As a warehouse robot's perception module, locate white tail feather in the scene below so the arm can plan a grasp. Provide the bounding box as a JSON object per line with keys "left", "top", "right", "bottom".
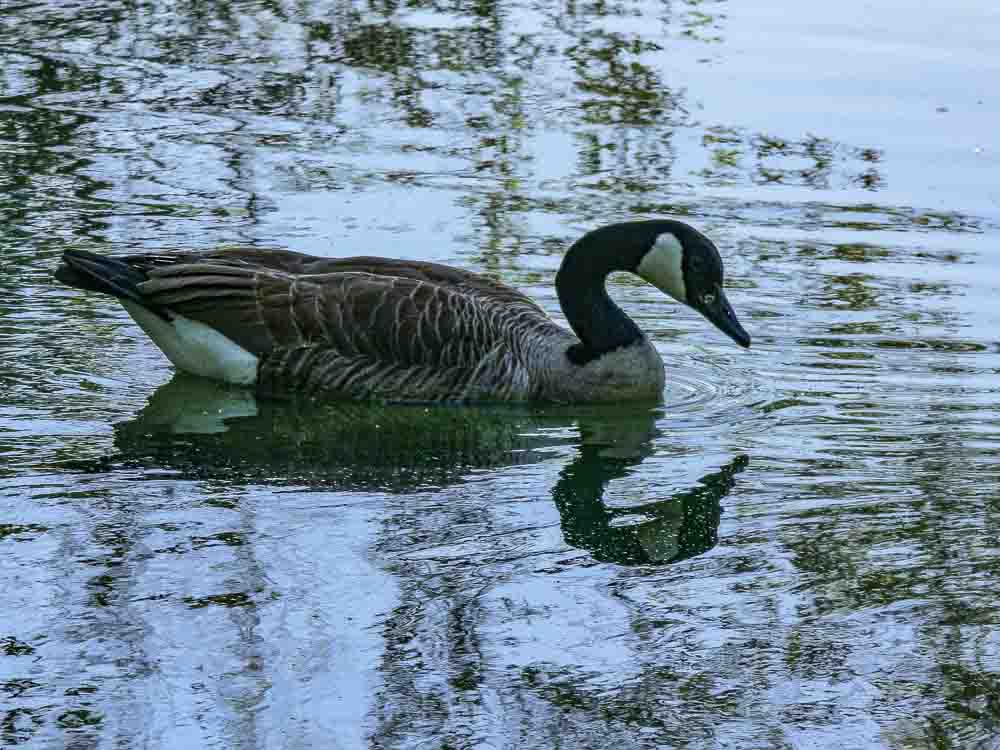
{"left": 121, "top": 301, "right": 259, "bottom": 385}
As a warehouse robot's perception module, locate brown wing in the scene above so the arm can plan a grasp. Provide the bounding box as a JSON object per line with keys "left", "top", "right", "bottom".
{"left": 126, "top": 248, "right": 545, "bottom": 314}
{"left": 135, "top": 255, "right": 561, "bottom": 399}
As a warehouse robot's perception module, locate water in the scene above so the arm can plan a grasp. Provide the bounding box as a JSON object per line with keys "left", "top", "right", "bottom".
{"left": 1, "top": 0, "right": 999, "bottom": 747}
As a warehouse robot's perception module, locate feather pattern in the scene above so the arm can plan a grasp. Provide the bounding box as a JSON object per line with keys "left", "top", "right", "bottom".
{"left": 60, "top": 247, "right": 613, "bottom": 401}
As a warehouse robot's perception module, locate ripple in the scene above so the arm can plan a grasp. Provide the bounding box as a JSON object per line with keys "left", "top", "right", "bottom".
{"left": 661, "top": 347, "right": 769, "bottom": 433}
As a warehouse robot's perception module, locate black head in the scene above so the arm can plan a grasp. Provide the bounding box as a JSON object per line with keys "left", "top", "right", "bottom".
{"left": 579, "top": 219, "right": 751, "bottom": 348}
{"left": 653, "top": 221, "right": 751, "bottom": 349}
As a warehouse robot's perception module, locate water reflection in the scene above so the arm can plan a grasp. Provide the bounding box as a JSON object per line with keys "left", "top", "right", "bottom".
{"left": 553, "top": 413, "right": 748, "bottom": 564}
{"left": 72, "top": 376, "right": 746, "bottom": 566}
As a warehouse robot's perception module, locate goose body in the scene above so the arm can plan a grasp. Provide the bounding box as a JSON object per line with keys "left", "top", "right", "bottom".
{"left": 55, "top": 220, "right": 750, "bottom": 403}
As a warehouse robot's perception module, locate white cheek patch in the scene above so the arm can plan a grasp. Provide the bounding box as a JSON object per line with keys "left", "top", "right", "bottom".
{"left": 636, "top": 233, "right": 687, "bottom": 303}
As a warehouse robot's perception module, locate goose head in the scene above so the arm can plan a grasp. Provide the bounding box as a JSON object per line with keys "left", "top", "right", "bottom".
{"left": 560, "top": 219, "right": 751, "bottom": 350}
{"left": 630, "top": 220, "right": 751, "bottom": 348}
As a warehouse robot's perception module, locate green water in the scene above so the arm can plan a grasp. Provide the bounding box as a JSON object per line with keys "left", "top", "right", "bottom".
{"left": 1, "top": 1, "right": 999, "bottom": 747}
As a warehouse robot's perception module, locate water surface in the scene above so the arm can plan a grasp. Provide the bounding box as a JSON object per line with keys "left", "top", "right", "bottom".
{"left": 2, "top": 1, "right": 1000, "bottom": 747}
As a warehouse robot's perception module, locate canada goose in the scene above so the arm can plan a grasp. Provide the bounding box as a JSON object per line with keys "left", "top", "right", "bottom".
{"left": 54, "top": 219, "right": 750, "bottom": 402}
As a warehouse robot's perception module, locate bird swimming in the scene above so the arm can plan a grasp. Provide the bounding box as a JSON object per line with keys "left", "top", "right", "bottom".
{"left": 54, "top": 219, "right": 750, "bottom": 403}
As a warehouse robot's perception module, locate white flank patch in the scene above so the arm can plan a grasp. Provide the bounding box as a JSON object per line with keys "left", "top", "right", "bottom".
{"left": 122, "top": 300, "right": 259, "bottom": 385}
{"left": 636, "top": 232, "right": 687, "bottom": 303}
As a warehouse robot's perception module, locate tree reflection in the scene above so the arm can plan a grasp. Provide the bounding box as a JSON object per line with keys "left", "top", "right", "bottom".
{"left": 699, "top": 129, "right": 885, "bottom": 191}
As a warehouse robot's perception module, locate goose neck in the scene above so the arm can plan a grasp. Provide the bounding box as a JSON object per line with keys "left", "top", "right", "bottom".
{"left": 555, "top": 242, "right": 643, "bottom": 364}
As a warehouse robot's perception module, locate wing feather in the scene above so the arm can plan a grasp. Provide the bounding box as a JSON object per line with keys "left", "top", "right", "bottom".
{"left": 124, "top": 252, "right": 562, "bottom": 399}
{"left": 58, "top": 245, "right": 573, "bottom": 400}
{"left": 124, "top": 248, "right": 545, "bottom": 314}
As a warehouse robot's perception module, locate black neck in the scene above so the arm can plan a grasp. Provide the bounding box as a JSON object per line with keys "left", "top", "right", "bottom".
{"left": 556, "top": 234, "right": 643, "bottom": 365}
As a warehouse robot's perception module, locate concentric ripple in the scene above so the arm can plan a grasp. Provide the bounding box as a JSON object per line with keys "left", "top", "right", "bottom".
{"left": 659, "top": 346, "right": 769, "bottom": 433}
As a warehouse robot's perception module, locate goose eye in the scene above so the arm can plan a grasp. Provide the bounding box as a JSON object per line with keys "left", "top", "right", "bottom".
{"left": 703, "top": 292, "right": 716, "bottom": 306}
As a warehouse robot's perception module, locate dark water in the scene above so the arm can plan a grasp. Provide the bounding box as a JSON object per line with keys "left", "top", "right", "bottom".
{"left": 2, "top": 1, "right": 1000, "bottom": 747}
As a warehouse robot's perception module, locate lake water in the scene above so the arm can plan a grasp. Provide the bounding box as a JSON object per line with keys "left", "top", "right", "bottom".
{"left": 2, "top": 0, "right": 999, "bottom": 747}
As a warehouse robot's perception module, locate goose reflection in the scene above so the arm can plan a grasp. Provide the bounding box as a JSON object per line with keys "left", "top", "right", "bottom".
{"left": 99, "top": 376, "right": 748, "bottom": 565}
{"left": 553, "top": 414, "right": 748, "bottom": 564}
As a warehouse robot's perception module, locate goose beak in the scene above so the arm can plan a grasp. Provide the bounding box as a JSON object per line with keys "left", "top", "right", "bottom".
{"left": 699, "top": 291, "right": 751, "bottom": 348}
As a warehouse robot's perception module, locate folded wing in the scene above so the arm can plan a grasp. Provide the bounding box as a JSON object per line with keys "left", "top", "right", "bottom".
{"left": 133, "top": 251, "right": 560, "bottom": 400}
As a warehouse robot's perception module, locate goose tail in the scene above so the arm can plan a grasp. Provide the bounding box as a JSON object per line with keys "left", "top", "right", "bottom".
{"left": 55, "top": 249, "right": 150, "bottom": 308}
{"left": 55, "top": 249, "right": 260, "bottom": 385}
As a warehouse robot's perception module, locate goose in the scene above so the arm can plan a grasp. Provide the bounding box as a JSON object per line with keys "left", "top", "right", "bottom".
{"left": 54, "top": 219, "right": 750, "bottom": 403}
